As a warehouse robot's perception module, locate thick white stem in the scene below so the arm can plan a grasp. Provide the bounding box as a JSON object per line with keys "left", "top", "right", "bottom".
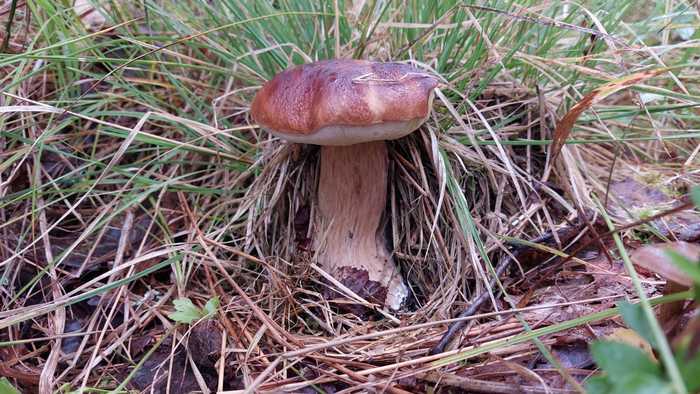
{"left": 316, "top": 141, "right": 408, "bottom": 311}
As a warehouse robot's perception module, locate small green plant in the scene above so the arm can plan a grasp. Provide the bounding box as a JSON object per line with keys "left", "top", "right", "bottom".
{"left": 168, "top": 296, "right": 220, "bottom": 324}
{"left": 587, "top": 339, "right": 673, "bottom": 393}
{"left": 587, "top": 249, "right": 700, "bottom": 394}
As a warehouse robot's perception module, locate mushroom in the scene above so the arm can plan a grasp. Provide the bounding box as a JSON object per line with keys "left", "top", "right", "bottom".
{"left": 251, "top": 59, "right": 438, "bottom": 311}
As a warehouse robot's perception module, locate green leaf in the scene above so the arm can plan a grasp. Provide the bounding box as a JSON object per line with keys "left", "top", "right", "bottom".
{"left": 586, "top": 375, "right": 613, "bottom": 394}
{"left": 677, "top": 348, "right": 700, "bottom": 391}
{"left": 0, "top": 378, "right": 21, "bottom": 394}
{"left": 610, "top": 373, "right": 673, "bottom": 394}
{"left": 168, "top": 297, "right": 219, "bottom": 324}
{"left": 618, "top": 301, "right": 658, "bottom": 349}
{"left": 204, "top": 296, "right": 220, "bottom": 317}
{"left": 168, "top": 298, "right": 205, "bottom": 324}
{"left": 666, "top": 250, "right": 700, "bottom": 286}
{"left": 691, "top": 186, "right": 700, "bottom": 209}
{"left": 590, "top": 340, "right": 661, "bottom": 377}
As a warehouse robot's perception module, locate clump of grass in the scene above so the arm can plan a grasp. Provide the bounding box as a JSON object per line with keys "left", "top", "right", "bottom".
{"left": 1, "top": 1, "right": 699, "bottom": 392}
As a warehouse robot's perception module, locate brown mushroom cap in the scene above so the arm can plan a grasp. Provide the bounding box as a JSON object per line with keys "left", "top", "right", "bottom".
{"left": 251, "top": 59, "right": 439, "bottom": 145}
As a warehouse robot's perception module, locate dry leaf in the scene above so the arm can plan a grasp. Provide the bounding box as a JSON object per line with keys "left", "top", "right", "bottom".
{"left": 73, "top": 0, "right": 108, "bottom": 31}
{"left": 631, "top": 241, "right": 700, "bottom": 286}
{"left": 606, "top": 328, "right": 656, "bottom": 360}
{"left": 551, "top": 68, "right": 668, "bottom": 160}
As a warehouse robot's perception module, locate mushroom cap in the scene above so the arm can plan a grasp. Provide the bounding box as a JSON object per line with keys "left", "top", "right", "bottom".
{"left": 250, "top": 59, "right": 439, "bottom": 145}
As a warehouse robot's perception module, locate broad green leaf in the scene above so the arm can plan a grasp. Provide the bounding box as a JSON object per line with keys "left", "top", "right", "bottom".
{"left": 676, "top": 345, "right": 700, "bottom": 391}
{"left": 618, "top": 301, "right": 658, "bottom": 349}
{"left": 0, "top": 378, "right": 21, "bottom": 394}
{"left": 586, "top": 375, "right": 613, "bottom": 394}
{"left": 590, "top": 340, "right": 661, "bottom": 377}
{"left": 610, "top": 373, "right": 673, "bottom": 394}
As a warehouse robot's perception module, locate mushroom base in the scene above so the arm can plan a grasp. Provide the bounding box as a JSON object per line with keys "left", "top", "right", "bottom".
{"left": 316, "top": 141, "right": 408, "bottom": 311}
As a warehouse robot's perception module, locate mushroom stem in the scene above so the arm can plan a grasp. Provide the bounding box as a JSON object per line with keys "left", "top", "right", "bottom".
{"left": 316, "top": 141, "right": 408, "bottom": 311}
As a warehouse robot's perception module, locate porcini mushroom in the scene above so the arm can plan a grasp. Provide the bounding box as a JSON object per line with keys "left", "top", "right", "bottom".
{"left": 251, "top": 59, "right": 438, "bottom": 311}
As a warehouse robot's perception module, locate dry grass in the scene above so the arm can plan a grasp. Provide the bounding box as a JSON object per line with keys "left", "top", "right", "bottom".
{"left": 1, "top": 1, "right": 699, "bottom": 392}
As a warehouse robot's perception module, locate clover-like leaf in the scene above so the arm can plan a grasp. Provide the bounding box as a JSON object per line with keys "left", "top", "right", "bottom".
{"left": 168, "top": 297, "right": 220, "bottom": 324}
{"left": 169, "top": 298, "right": 205, "bottom": 324}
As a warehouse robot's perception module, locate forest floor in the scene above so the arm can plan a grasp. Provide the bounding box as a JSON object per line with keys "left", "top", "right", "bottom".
{"left": 1, "top": 1, "right": 699, "bottom": 393}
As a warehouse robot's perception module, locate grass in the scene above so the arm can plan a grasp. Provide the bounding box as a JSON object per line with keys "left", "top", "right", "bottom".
{"left": 1, "top": 0, "right": 699, "bottom": 392}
